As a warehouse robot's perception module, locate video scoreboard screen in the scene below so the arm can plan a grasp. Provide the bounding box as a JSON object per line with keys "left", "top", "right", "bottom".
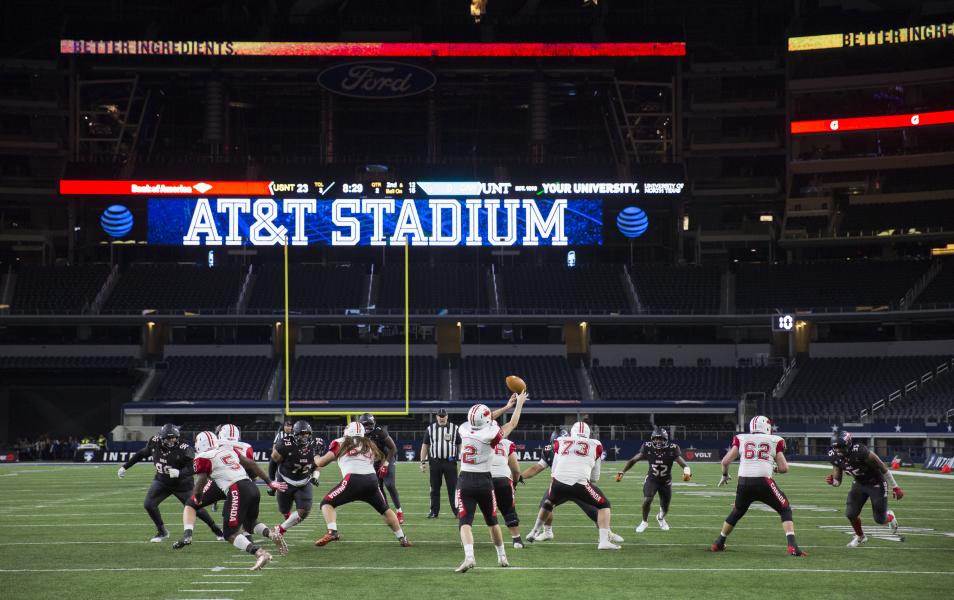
{"left": 61, "top": 176, "right": 685, "bottom": 247}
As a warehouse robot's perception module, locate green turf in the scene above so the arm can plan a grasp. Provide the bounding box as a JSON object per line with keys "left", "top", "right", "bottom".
{"left": 1, "top": 462, "right": 952, "bottom": 599}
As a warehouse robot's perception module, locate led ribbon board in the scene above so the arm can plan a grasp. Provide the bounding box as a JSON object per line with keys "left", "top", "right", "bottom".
{"left": 61, "top": 178, "right": 686, "bottom": 247}
{"left": 790, "top": 109, "right": 954, "bottom": 135}
{"left": 788, "top": 21, "right": 954, "bottom": 52}
{"left": 59, "top": 40, "right": 685, "bottom": 58}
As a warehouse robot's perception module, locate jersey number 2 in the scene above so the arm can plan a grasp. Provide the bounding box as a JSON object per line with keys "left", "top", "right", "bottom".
{"left": 743, "top": 442, "right": 771, "bottom": 460}
{"left": 461, "top": 445, "right": 477, "bottom": 464}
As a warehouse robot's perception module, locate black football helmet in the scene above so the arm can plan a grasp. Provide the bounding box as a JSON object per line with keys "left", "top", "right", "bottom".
{"left": 651, "top": 427, "right": 669, "bottom": 449}
{"left": 830, "top": 430, "right": 852, "bottom": 450}
{"left": 550, "top": 427, "right": 570, "bottom": 442}
{"left": 293, "top": 420, "right": 313, "bottom": 447}
{"left": 159, "top": 423, "right": 180, "bottom": 447}
{"left": 358, "top": 413, "right": 376, "bottom": 432}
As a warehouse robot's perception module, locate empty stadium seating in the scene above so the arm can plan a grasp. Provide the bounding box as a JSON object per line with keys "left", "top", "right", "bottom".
{"left": 765, "top": 355, "right": 950, "bottom": 421}
{"left": 459, "top": 355, "right": 581, "bottom": 401}
{"left": 290, "top": 355, "right": 439, "bottom": 401}
{"left": 11, "top": 264, "right": 110, "bottom": 314}
{"left": 629, "top": 265, "right": 721, "bottom": 313}
{"left": 735, "top": 261, "right": 925, "bottom": 312}
{"left": 153, "top": 356, "right": 275, "bottom": 401}
{"left": 915, "top": 263, "right": 954, "bottom": 307}
{"left": 590, "top": 365, "right": 781, "bottom": 401}
{"left": 840, "top": 200, "right": 954, "bottom": 233}
{"left": 0, "top": 355, "right": 135, "bottom": 371}
{"left": 247, "top": 263, "right": 366, "bottom": 313}
{"left": 376, "top": 264, "right": 489, "bottom": 314}
{"left": 104, "top": 264, "right": 246, "bottom": 314}
{"left": 497, "top": 265, "right": 629, "bottom": 314}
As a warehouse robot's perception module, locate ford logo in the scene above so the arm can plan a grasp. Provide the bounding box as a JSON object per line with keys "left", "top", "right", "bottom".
{"left": 318, "top": 61, "right": 436, "bottom": 99}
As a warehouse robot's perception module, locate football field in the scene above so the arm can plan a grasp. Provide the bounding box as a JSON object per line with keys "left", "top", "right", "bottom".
{"left": 1, "top": 462, "right": 951, "bottom": 599}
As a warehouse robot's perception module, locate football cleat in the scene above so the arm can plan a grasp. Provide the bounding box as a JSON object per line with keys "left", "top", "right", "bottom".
{"left": 498, "top": 556, "right": 510, "bottom": 567}
{"left": 710, "top": 541, "right": 726, "bottom": 552}
{"left": 608, "top": 531, "right": 625, "bottom": 543}
{"left": 513, "top": 541, "right": 524, "bottom": 549}
{"left": 396, "top": 510, "right": 405, "bottom": 525}
{"left": 215, "top": 535, "right": 225, "bottom": 541}
{"left": 847, "top": 535, "right": 868, "bottom": 548}
{"left": 251, "top": 548, "right": 272, "bottom": 571}
{"left": 597, "top": 542, "right": 621, "bottom": 550}
{"left": 426, "top": 512, "right": 438, "bottom": 519}
{"left": 656, "top": 514, "right": 670, "bottom": 531}
{"left": 149, "top": 530, "right": 169, "bottom": 543}
{"left": 270, "top": 528, "right": 288, "bottom": 556}
{"left": 887, "top": 510, "right": 901, "bottom": 537}
{"left": 171, "top": 536, "right": 191, "bottom": 550}
{"left": 635, "top": 521, "right": 649, "bottom": 533}
{"left": 525, "top": 530, "right": 538, "bottom": 543}
{"left": 455, "top": 558, "right": 476, "bottom": 573}
{"left": 314, "top": 531, "right": 340, "bottom": 546}
{"left": 788, "top": 545, "right": 807, "bottom": 557}
{"left": 399, "top": 537, "right": 412, "bottom": 547}
{"left": 537, "top": 529, "right": 554, "bottom": 541}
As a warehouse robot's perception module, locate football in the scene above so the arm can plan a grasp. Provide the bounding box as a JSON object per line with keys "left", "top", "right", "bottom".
{"left": 506, "top": 375, "right": 527, "bottom": 394}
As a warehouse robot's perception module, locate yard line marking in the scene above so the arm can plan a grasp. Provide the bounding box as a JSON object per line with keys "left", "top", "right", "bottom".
{"left": 790, "top": 463, "right": 954, "bottom": 480}
{"left": 282, "top": 539, "right": 954, "bottom": 550}
{"left": 190, "top": 582, "right": 246, "bottom": 585}
{"left": 203, "top": 574, "right": 261, "bottom": 577}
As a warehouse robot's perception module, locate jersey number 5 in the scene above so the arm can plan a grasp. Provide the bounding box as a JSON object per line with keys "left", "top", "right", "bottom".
{"left": 461, "top": 445, "right": 477, "bottom": 464}
{"left": 743, "top": 442, "right": 771, "bottom": 461}
{"left": 220, "top": 453, "right": 243, "bottom": 471}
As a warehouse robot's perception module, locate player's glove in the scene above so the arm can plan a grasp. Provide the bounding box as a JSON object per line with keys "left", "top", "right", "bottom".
{"left": 615, "top": 471, "right": 624, "bottom": 482}
{"left": 266, "top": 488, "right": 276, "bottom": 496}
{"left": 517, "top": 475, "right": 525, "bottom": 485}
{"left": 892, "top": 486, "right": 904, "bottom": 500}
{"left": 311, "top": 471, "right": 321, "bottom": 487}
{"left": 117, "top": 466, "right": 126, "bottom": 479}
{"left": 825, "top": 474, "right": 841, "bottom": 487}
{"left": 167, "top": 468, "right": 180, "bottom": 478}
{"left": 267, "top": 480, "right": 288, "bottom": 493}
{"left": 682, "top": 466, "right": 692, "bottom": 482}
{"left": 377, "top": 464, "right": 389, "bottom": 479}
{"left": 718, "top": 474, "right": 731, "bottom": 487}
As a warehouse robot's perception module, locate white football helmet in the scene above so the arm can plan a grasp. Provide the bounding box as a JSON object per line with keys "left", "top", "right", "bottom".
{"left": 749, "top": 415, "right": 773, "bottom": 435}
{"left": 467, "top": 404, "right": 493, "bottom": 430}
{"left": 571, "top": 421, "right": 591, "bottom": 439}
{"left": 194, "top": 430, "right": 218, "bottom": 453}
{"left": 219, "top": 424, "right": 241, "bottom": 443}
{"left": 344, "top": 421, "right": 365, "bottom": 438}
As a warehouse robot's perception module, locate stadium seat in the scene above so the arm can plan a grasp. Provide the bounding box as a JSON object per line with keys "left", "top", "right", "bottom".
{"left": 376, "top": 264, "right": 489, "bottom": 314}
{"left": 629, "top": 265, "right": 721, "bottom": 313}
{"left": 497, "top": 265, "right": 629, "bottom": 314}
{"left": 104, "top": 264, "right": 247, "bottom": 314}
{"left": 589, "top": 365, "right": 781, "bottom": 401}
{"left": 152, "top": 356, "right": 275, "bottom": 401}
{"left": 459, "top": 355, "right": 581, "bottom": 401}
{"left": 11, "top": 264, "right": 110, "bottom": 314}
{"left": 290, "top": 355, "right": 439, "bottom": 401}
{"left": 247, "top": 263, "right": 366, "bottom": 313}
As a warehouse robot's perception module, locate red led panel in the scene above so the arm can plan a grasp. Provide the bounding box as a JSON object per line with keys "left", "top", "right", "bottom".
{"left": 59, "top": 180, "right": 273, "bottom": 196}
{"left": 791, "top": 109, "right": 954, "bottom": 134}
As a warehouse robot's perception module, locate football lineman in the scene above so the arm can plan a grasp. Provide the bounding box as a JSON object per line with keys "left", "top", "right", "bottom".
{"left": 616, "top": 427, "right": 691, "bottom": 532}
{"left": 267, "top": 418, "right": 295, "bottom": 491}
{"left": 358, "top": 413, "right": 404, "bottom": 524}
{"left": 117, "top": 423, "right": 223, "bottom": 543}
{"left": 827, "top": 430, "right": 904, "bottom": 546}
{"left": 270, "top": 421, "right": 325, "bottom": 547}
{"left": 711, "top": 416, "right": 805, "bottom": 556}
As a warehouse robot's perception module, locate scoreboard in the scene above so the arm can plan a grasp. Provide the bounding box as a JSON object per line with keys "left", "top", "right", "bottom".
{"left": 61, "top": 176, "right": 685, "bottom": 247}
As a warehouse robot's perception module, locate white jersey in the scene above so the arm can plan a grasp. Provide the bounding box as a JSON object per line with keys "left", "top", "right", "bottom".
{"left": 551, "top": 436, "right": 603, "bottom": 485}
{"left": 458, "top": 422, "right": 502, "bottom": 473}
{"left": 490, "top": 439, "right": 516, "bottom": 479}
{"left": 194, "top": 446, "right": 249, "bottom": 492}
{"left": 328, "top": 437, "right": 376, "bottom": 476}
{"left": 219, "top": 439, "right": 254, "bottom": 462}
{"left": 733, "top": 433, "right": 785, "bottom": 478}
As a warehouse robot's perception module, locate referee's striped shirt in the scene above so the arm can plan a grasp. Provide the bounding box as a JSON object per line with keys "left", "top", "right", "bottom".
{"left": 424, "top": 422, "right": 458, "bottom": 459}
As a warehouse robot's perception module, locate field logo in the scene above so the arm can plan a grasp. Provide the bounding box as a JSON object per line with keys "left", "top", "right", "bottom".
{"left": 319, "top": 62, "right": 436, "bottom": 99}
{"left": 616, "top": 206, "right": 649, "bottom": 238}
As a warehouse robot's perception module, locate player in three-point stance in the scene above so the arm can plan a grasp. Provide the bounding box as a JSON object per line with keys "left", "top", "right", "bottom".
{"left": 191, "top": 431, "right": 289, "bottom": 570}
{"left": 711, "top": 415, "right": 805, "bottom": 556}
{"left": 269, "top": 421, "right": 325, "bottom": 548}
{"left": 827, "top": 430, "right": 904, "bottom": 547}
{"left": 522, "top": 427, "right": 624, "bottom": 544}
{"left": 312, "top": 421, "right": 411, "bottom": 548}
{"left": 117, "top": 423, "right": 223, "bottom": 543}
{"left": 455, "top": 391, "right": 528, "bottom": 573}
{"left": 358, "top": 413, "right": 404, "bottom": 524}
{"left": 528, "top": 421, "right": 620, "bottom": 550}
{"left": 616, "top": 427, "right": 691, "bottom": 532}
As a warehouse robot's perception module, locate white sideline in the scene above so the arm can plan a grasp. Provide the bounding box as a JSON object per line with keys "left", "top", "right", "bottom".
{"left": 789, "top": 462, "right": 954, "bottom": 480}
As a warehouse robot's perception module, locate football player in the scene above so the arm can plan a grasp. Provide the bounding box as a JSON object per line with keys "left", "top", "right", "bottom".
{"left": 117, "top": 423, "right": 223, "bottom": 543}
{"left": 174, "top": 423, "right": 253, "bottom": 549}
{"left": 192, "top": 431, "right": 288, "bottom": 570}
{"left": 358, "top": 413, "right": 403, "bottom": 524}
{"left": 490, "top": 434, "right": 524, "bottom": 548}
{"left": 527, "top": 422, "right": 619, "bottom": 550}
{"left": 711, "top": 416, "right": 805, "bottom": 556}
{"left": 267, "top": 418, "right": 294, "bottom": 491}
{"left": 616, "top": 427, "right": 691, "bottom": 532}
{"left": 270, "top": 421, "right": 325, "bottom": 547}
{"left": 454, "top": 392, "right": 528, "bottom": 573}
{"left": 522, "top": 428, "right": 623, "bottom": 544}
{"left": 827, "top": 430, "right": 904, "bottom": 546}
{"left": 312, "top": 421, "right": 411, "bottom": 548}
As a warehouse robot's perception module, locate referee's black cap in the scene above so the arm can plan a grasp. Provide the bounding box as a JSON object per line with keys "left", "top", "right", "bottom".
{"left": 436, "top": 408, "right": 448, "bottom": 417}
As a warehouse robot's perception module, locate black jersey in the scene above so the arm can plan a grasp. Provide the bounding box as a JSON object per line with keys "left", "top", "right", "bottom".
{"left": 829, "top": 442, "right": 883, "bottom": 486}
{"left": 366, "top": 426, "right": 395, "bottom": 466}
{"left": 276, "top": 436, "right": 323, "bottom": 484}
{"left": 122, "top": 435, "right": 196, "bottom": 485}
{"left": 640, "top": 442, "right": 682, "bottom": 483}
{"left": 539, "top": 444, "right": 555, "bottom": 468}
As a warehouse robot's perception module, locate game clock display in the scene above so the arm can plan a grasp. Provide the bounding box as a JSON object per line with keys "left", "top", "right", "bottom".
{"left": 772, "top": 314, "right": 796, "bottom": 332}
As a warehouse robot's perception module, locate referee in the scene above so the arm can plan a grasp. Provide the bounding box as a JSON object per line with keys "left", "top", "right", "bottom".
{"left": 420, "top": 408, "right": 458, "bottom": 518}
